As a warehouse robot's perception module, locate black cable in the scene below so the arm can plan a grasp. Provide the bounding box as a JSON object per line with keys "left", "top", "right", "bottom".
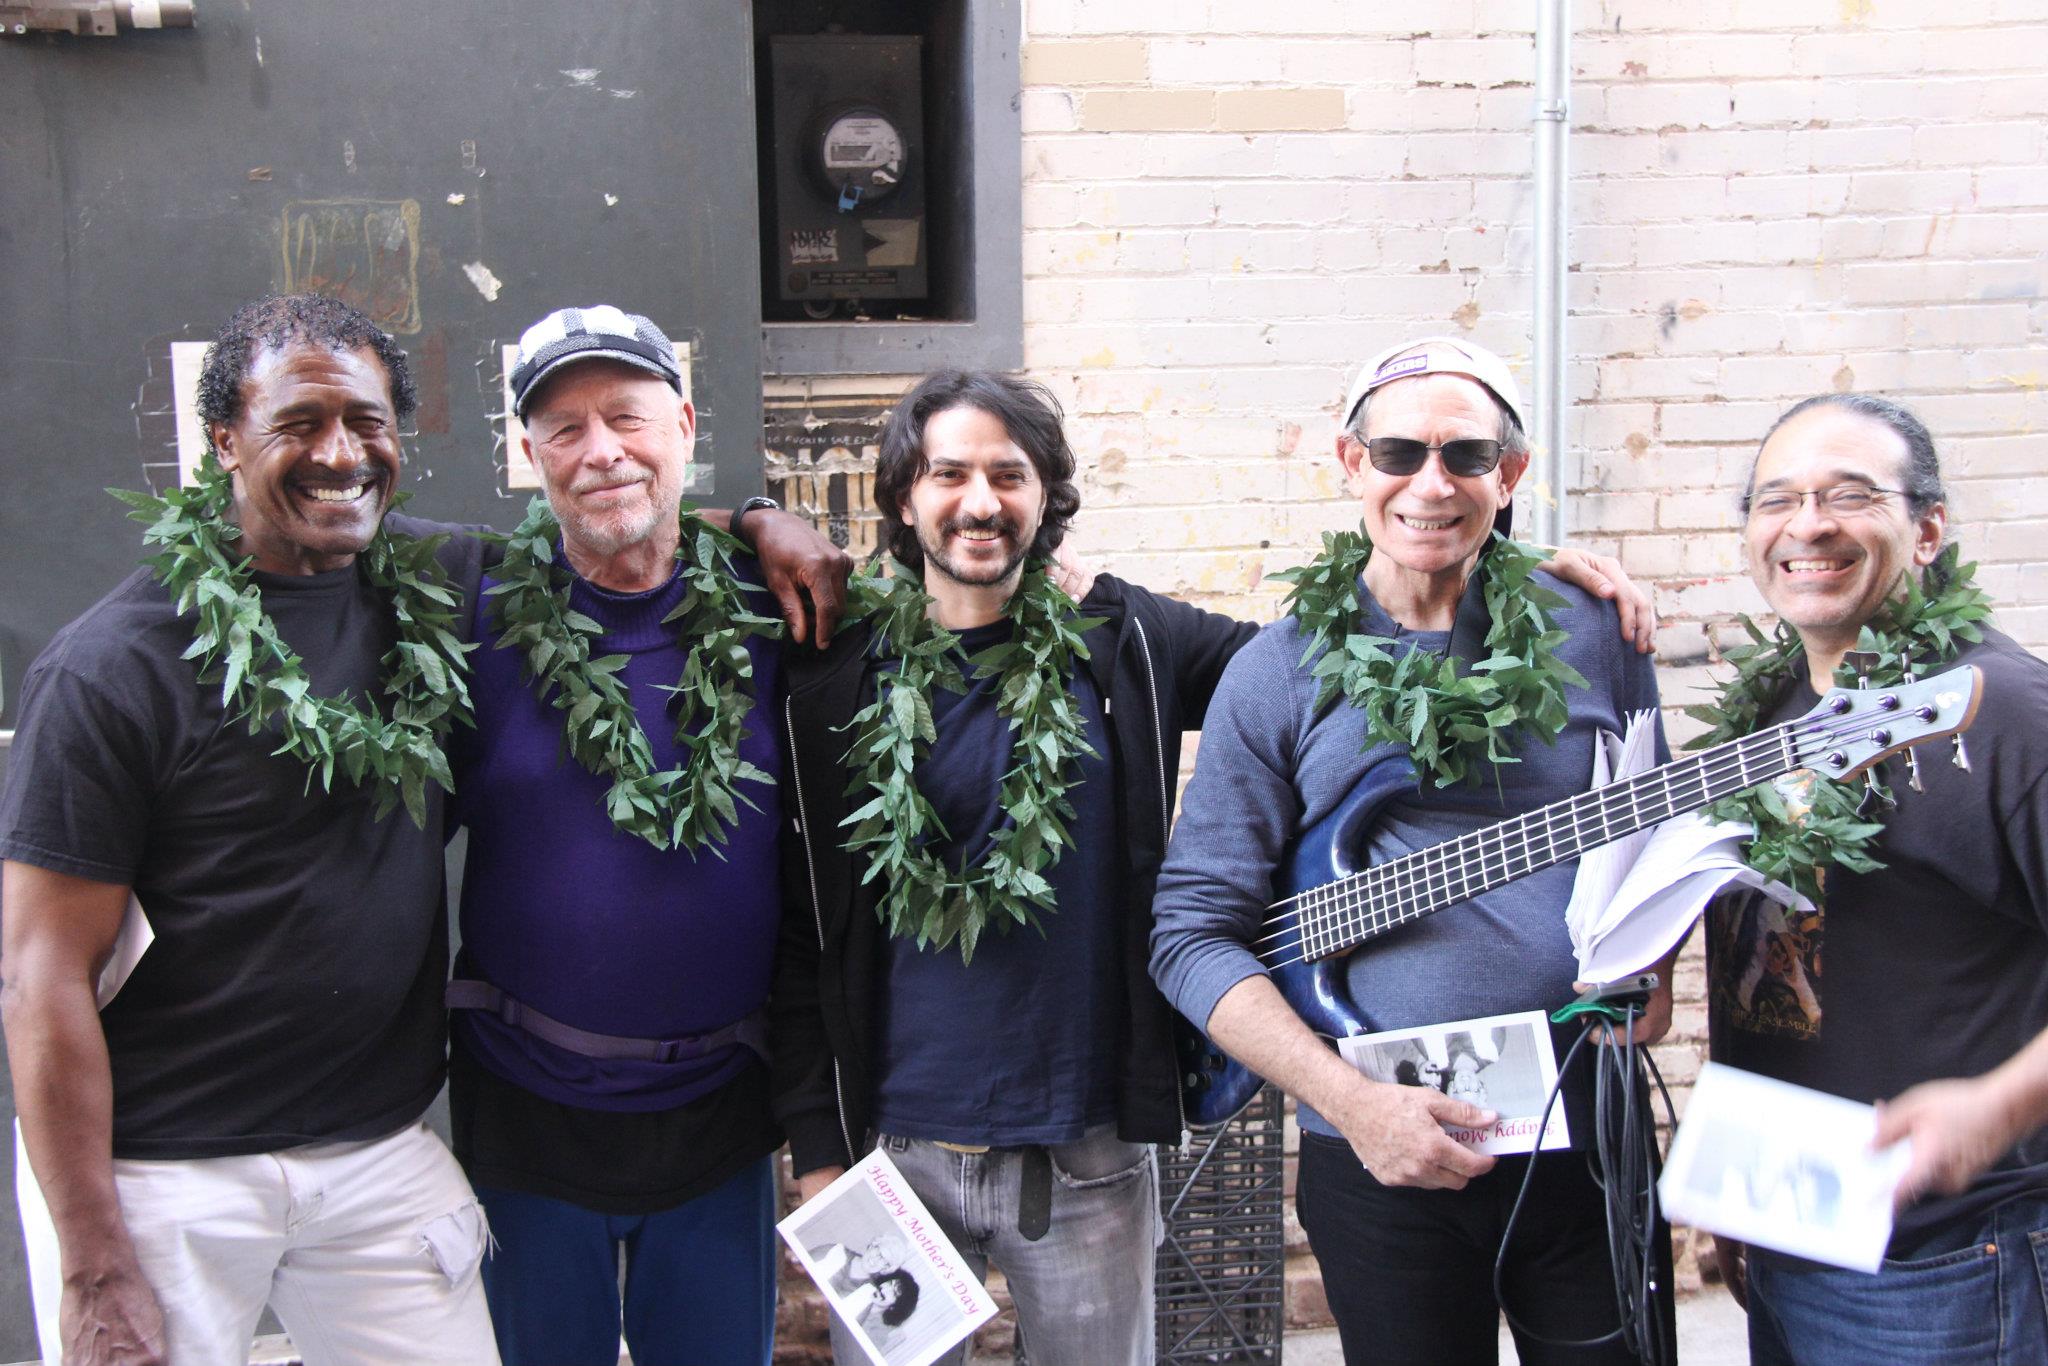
{"left": 1492, "top": 1005, "right": 1681, "bottom": 1366}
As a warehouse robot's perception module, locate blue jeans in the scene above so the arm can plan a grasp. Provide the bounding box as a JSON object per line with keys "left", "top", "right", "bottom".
{"left": 474, "top": 1156, "right": 777, "bottom": 1366}
{"left": 829, "top": 1127, "right": 1158, "bottom": 1366}
{"left": 1747, "top": 1195, "right": 2048, "bottom": 1366}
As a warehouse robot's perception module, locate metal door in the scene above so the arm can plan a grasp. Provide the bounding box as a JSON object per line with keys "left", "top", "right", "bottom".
{"left": 0, "top": 5, "right": 764, "bottom": 1353}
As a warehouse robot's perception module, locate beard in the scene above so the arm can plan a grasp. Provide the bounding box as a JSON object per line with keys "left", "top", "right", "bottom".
{"left": 546, "top": 473, "right": 675, "bottom": 559}
{"left": 916, "top": 514, "right": 1034, "bottom": 589}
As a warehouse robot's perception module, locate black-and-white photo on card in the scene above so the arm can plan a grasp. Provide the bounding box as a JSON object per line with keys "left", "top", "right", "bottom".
{"left": 1337, "top": 1009, "right": 1569, "bottom": 1155}
{"left": 778, "top": 1151, "right": 997, "bottom": 1366}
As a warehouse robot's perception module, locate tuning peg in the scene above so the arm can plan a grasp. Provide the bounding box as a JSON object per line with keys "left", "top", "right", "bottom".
{"left": 1862, "top": 770, "right": 1896, "bottom": 811}
{"left": 1898, "top": 651, "right": 1918, "bottom": 684}
{"left": 1906, "top": 747, "right": 1924, "bottom": 794}
{"left": 1952, "top": 735, "right": 1973, "bottom": 772}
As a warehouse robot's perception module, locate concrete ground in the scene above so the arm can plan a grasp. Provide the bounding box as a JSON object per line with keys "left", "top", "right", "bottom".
{"left": 134, "top": 1292, "right": 1750, "bottom": 1366}
{"left": 1281, "top": 1289, "right": 1752, "bottom": 1365}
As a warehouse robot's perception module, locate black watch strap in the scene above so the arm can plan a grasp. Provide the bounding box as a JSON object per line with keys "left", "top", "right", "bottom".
{"left": 731, "top": 495, "right": 779, "bottom": 544}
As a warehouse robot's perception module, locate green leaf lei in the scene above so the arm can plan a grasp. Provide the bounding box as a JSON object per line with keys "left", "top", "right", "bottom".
{"left": 483, "top": 498, "right": 784, "bottom": 854}
{"left": 110, "top": 461, "right": 475, "bottom": 828}
{"left": 1682, "top": 545, "right": 1992, "bottom": 904}
{"left": 1275, "top": 525, "right": 1585, "bottom": 789}
{"left": 838, "top": 560, "right": 1104, "bottom": 963}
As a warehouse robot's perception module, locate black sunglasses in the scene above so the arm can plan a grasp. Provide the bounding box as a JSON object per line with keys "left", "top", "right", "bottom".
{"left": 1363, "top": 436, "right": 1504, "bottom": 478}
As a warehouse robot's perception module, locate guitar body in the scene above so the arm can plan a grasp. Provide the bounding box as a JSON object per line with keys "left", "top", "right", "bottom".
{"left": 1179, "top": 754, "right": 1420, "bottom": 1128}
{"left": 1173, "top": 664, "right": 1984, "bottom": 1130}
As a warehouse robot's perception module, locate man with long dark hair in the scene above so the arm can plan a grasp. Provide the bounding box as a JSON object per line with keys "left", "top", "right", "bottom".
{"left": 772, "top": 370, "right": 1255, "bottom": 1365}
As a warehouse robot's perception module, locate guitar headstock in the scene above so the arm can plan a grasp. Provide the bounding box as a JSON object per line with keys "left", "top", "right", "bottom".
{"left": 1790, "top": 664, "right": 1981, "bottom": 779}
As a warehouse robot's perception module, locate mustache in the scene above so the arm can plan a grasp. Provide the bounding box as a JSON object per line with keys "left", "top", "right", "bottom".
{"left": 942, "top": 516, "right": 1016, "bottom": 537}
{"left": 570, "top": 471, "right": 651, "bottom": 495}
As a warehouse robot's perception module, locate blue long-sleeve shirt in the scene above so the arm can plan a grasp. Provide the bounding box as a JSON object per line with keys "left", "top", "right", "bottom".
{"left": 1149, "top": 570, "right": 1663, "bottom": 1137}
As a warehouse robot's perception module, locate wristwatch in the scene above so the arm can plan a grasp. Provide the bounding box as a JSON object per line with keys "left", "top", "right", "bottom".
{"left": 730, "top": 495, "right": 780, "bottom": 545}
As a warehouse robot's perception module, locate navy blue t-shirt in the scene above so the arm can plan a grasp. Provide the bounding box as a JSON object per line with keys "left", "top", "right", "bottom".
{"left": 870, "top": 618, "right": 1121, "bottom": 1145}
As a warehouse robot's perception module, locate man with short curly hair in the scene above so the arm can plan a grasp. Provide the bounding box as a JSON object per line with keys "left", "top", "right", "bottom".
{"left": 1, "top": 293, "right": 501, "bottom": 1366}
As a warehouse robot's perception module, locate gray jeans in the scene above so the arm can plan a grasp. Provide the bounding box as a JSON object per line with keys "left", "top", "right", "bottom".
{"left": 829, "top": 1126, "right": 1158, "bottom": 1366}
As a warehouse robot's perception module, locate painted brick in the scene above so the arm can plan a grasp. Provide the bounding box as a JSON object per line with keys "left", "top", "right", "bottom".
{"left": 1205, "top": 0, "right": 1476, "bottom": 36}
{"left": 1602, "top": 82, "right": 1738, "bottom": 132}
{"left": 1403, "top": 130, "right": 1534, "bottom": 179}
{"left": 1657, "top": 400, "right": 1788, "bottom": 444}
{"left": 1146, "top": 37, "right": 1294, "bottom": 86}
{"left": 1022, "top": 38, "right": 1148, "bottom": 86}
{"left": 1978, "top": 167, "right": 2048, "bottom": 211}
{"left": 1186, "top": 227, "right": 1323, "bottom": 274}
{"left": 1339, "top": 179, "right": 1476, "bottom": 223}
{"left": 1216, "top": 88, "right": 1348, "bottom": 133}
{"left": 1270, "top": 132, "right": 1407, "bottom": 180}
{"left": 1025, "top": 0, "right": 1214, "bottom": 36}
{"left": 1409, "top": 36, "right": 1541, "bottom": 89}
{"left": 1920, "top": 23, "right": 2048, "bottom": 73}
{"left": 1135, "top": 132, "right": 1283, "bottom": 179}
{"left": 1600, "top": 356, "right": 1722, "bottom": 401}
{"left": 1911, "top": 120, "right": 2047, "bottom": 168}
{"left": 1073, "top": 181, "right": 1217, "bottom": 228}
{"left": 1844, "top": 169, "right": 1976, "bottom": 215}
{"left": 1214, "top": 179, "right": 1351, "bottom": 227}
{"left": 1079, "top": 90, "right": 1215, "bottom": 133}
{"left": 1799, "top": 124, "right": 1917, "bottom": 171}
{"left": 1364, "top": 85, "right": 1485, "bottom": 132}
{"left": 1631, "top": 221, "right": 1757, "bottom": 269}
{"left": 1019, "top": 87, "right": 1081, "bottom": 134}
{"left": 1720, "top": 171, "right": 1852, "bottom": 219}
{"left": 1658, "top": 491, "right": 1740, "bottom": 532}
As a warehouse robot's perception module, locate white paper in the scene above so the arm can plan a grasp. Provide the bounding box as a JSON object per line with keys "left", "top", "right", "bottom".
{"left": 1565, "top": 714, "right": 1808, "bottom": 984}
{"left": 95, "top": 896, "right": 154, "bottom": 1009}
{"left": 1659, "top": 1062, "right": 1911, "bottom": 1273}
{"left": 778, "top": 1151, "right": 997, "bottom": 1366}
{"left": 1337, "top": 1009, "right": 1570, "bottom": 1155}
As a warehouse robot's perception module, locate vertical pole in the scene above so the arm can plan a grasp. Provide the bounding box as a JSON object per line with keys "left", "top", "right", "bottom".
{"left": 1532, "top": 0, "right": 1571, "bottom": 546}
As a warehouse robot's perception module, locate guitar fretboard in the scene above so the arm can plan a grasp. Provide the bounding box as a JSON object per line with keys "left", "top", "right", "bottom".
{"left": 1284, "top": 716, "right": 1816, "bottom": 964}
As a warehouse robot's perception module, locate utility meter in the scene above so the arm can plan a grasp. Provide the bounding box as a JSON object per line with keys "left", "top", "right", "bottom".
{"left": 767, "top": 34, "right": 927, "bottom": 309}
{"left": 815, "top": 106, "right": 906, "bottom": 211}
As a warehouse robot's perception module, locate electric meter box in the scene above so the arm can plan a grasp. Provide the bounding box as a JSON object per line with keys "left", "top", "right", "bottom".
{"left": 766, "top": 34, "right": 928, "bottom": 305}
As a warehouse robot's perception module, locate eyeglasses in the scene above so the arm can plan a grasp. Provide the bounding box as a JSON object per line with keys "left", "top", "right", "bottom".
{"left": 1746, "top": 485, "right": 1907, "bottom": 521}
{"left": 1362, "top": 436, "right": 1504, "bottom": 478}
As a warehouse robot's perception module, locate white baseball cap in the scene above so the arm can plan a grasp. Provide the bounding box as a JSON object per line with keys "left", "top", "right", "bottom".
{"left": 510, "top": 304, "right": 683, "bottom": 418}
{"left": 1341, "top": 336, "right": 1528, "bottom": 433}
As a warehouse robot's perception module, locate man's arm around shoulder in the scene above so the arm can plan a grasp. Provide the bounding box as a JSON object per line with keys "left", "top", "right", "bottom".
{"left": 1, "top": 861, "right": 167, "bottom": 1366}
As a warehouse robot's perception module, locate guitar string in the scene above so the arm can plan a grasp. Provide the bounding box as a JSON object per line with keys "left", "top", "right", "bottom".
{"left": 1253, "top": 711, "right": 1844, "bottom": 966}
{"left": 1245, "top": 716, "right": 1810, "bottom": 962}
{"left": 1253, "top": 712, "right": 1812, "bottom": 940}
{"left": 1249, "top": 705, "right": 1943, "bottom": 969}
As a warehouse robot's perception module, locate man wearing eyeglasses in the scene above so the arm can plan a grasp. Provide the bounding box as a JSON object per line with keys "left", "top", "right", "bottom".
{"left": 1707, "top": 394, "right": 2048, "bottom": 1366}
{"left": 1152, "top": 337, "right": 1676, "bottom": 1365}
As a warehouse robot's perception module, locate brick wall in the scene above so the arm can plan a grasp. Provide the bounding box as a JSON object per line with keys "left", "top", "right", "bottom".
{"left": 1014, "top": 0, "right": 2048, "bottom": 1332}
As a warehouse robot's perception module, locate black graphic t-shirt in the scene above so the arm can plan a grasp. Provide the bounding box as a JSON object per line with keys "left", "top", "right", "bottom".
{"left": 1707, "top": 628, "right": 2048, "bottom": 1246}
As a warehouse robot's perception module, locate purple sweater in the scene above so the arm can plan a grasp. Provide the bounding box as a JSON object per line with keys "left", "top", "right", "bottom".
{"left": 451, "top": 557, "right": 784, "bottom": 1112}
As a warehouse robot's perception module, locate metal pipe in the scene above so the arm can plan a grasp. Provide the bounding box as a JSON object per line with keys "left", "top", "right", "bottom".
{"left": 1531, "top": 0, "right": 1571, "bottom": 547}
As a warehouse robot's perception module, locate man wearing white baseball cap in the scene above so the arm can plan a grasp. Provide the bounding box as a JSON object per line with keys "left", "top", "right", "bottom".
{"left": 1153, "top": 335, "right": 1678, "bottom": 1365}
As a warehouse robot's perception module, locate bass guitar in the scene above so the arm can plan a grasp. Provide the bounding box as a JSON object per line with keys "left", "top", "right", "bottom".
{"left": 1180, "top": 665, "right": 1983, "bottom": 1127}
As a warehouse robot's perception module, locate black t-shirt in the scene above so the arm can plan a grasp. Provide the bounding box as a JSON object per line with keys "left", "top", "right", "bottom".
{"left": 1708, "top": 628, "right": 2048, "bottom": 1245}
{"left": 447, "top": 1043, "right": 781, "bottom": 1215}
{"left": 0, "top": 514, "right": 482, "bottom": 1160}
{"left": 868, "top": 617, "right": 1123, "bottom": 1146}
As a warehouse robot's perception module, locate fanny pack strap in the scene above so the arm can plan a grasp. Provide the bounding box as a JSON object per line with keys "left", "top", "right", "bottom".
{"left": 446, "top": 979, "right": 768, "bottom": 1066}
